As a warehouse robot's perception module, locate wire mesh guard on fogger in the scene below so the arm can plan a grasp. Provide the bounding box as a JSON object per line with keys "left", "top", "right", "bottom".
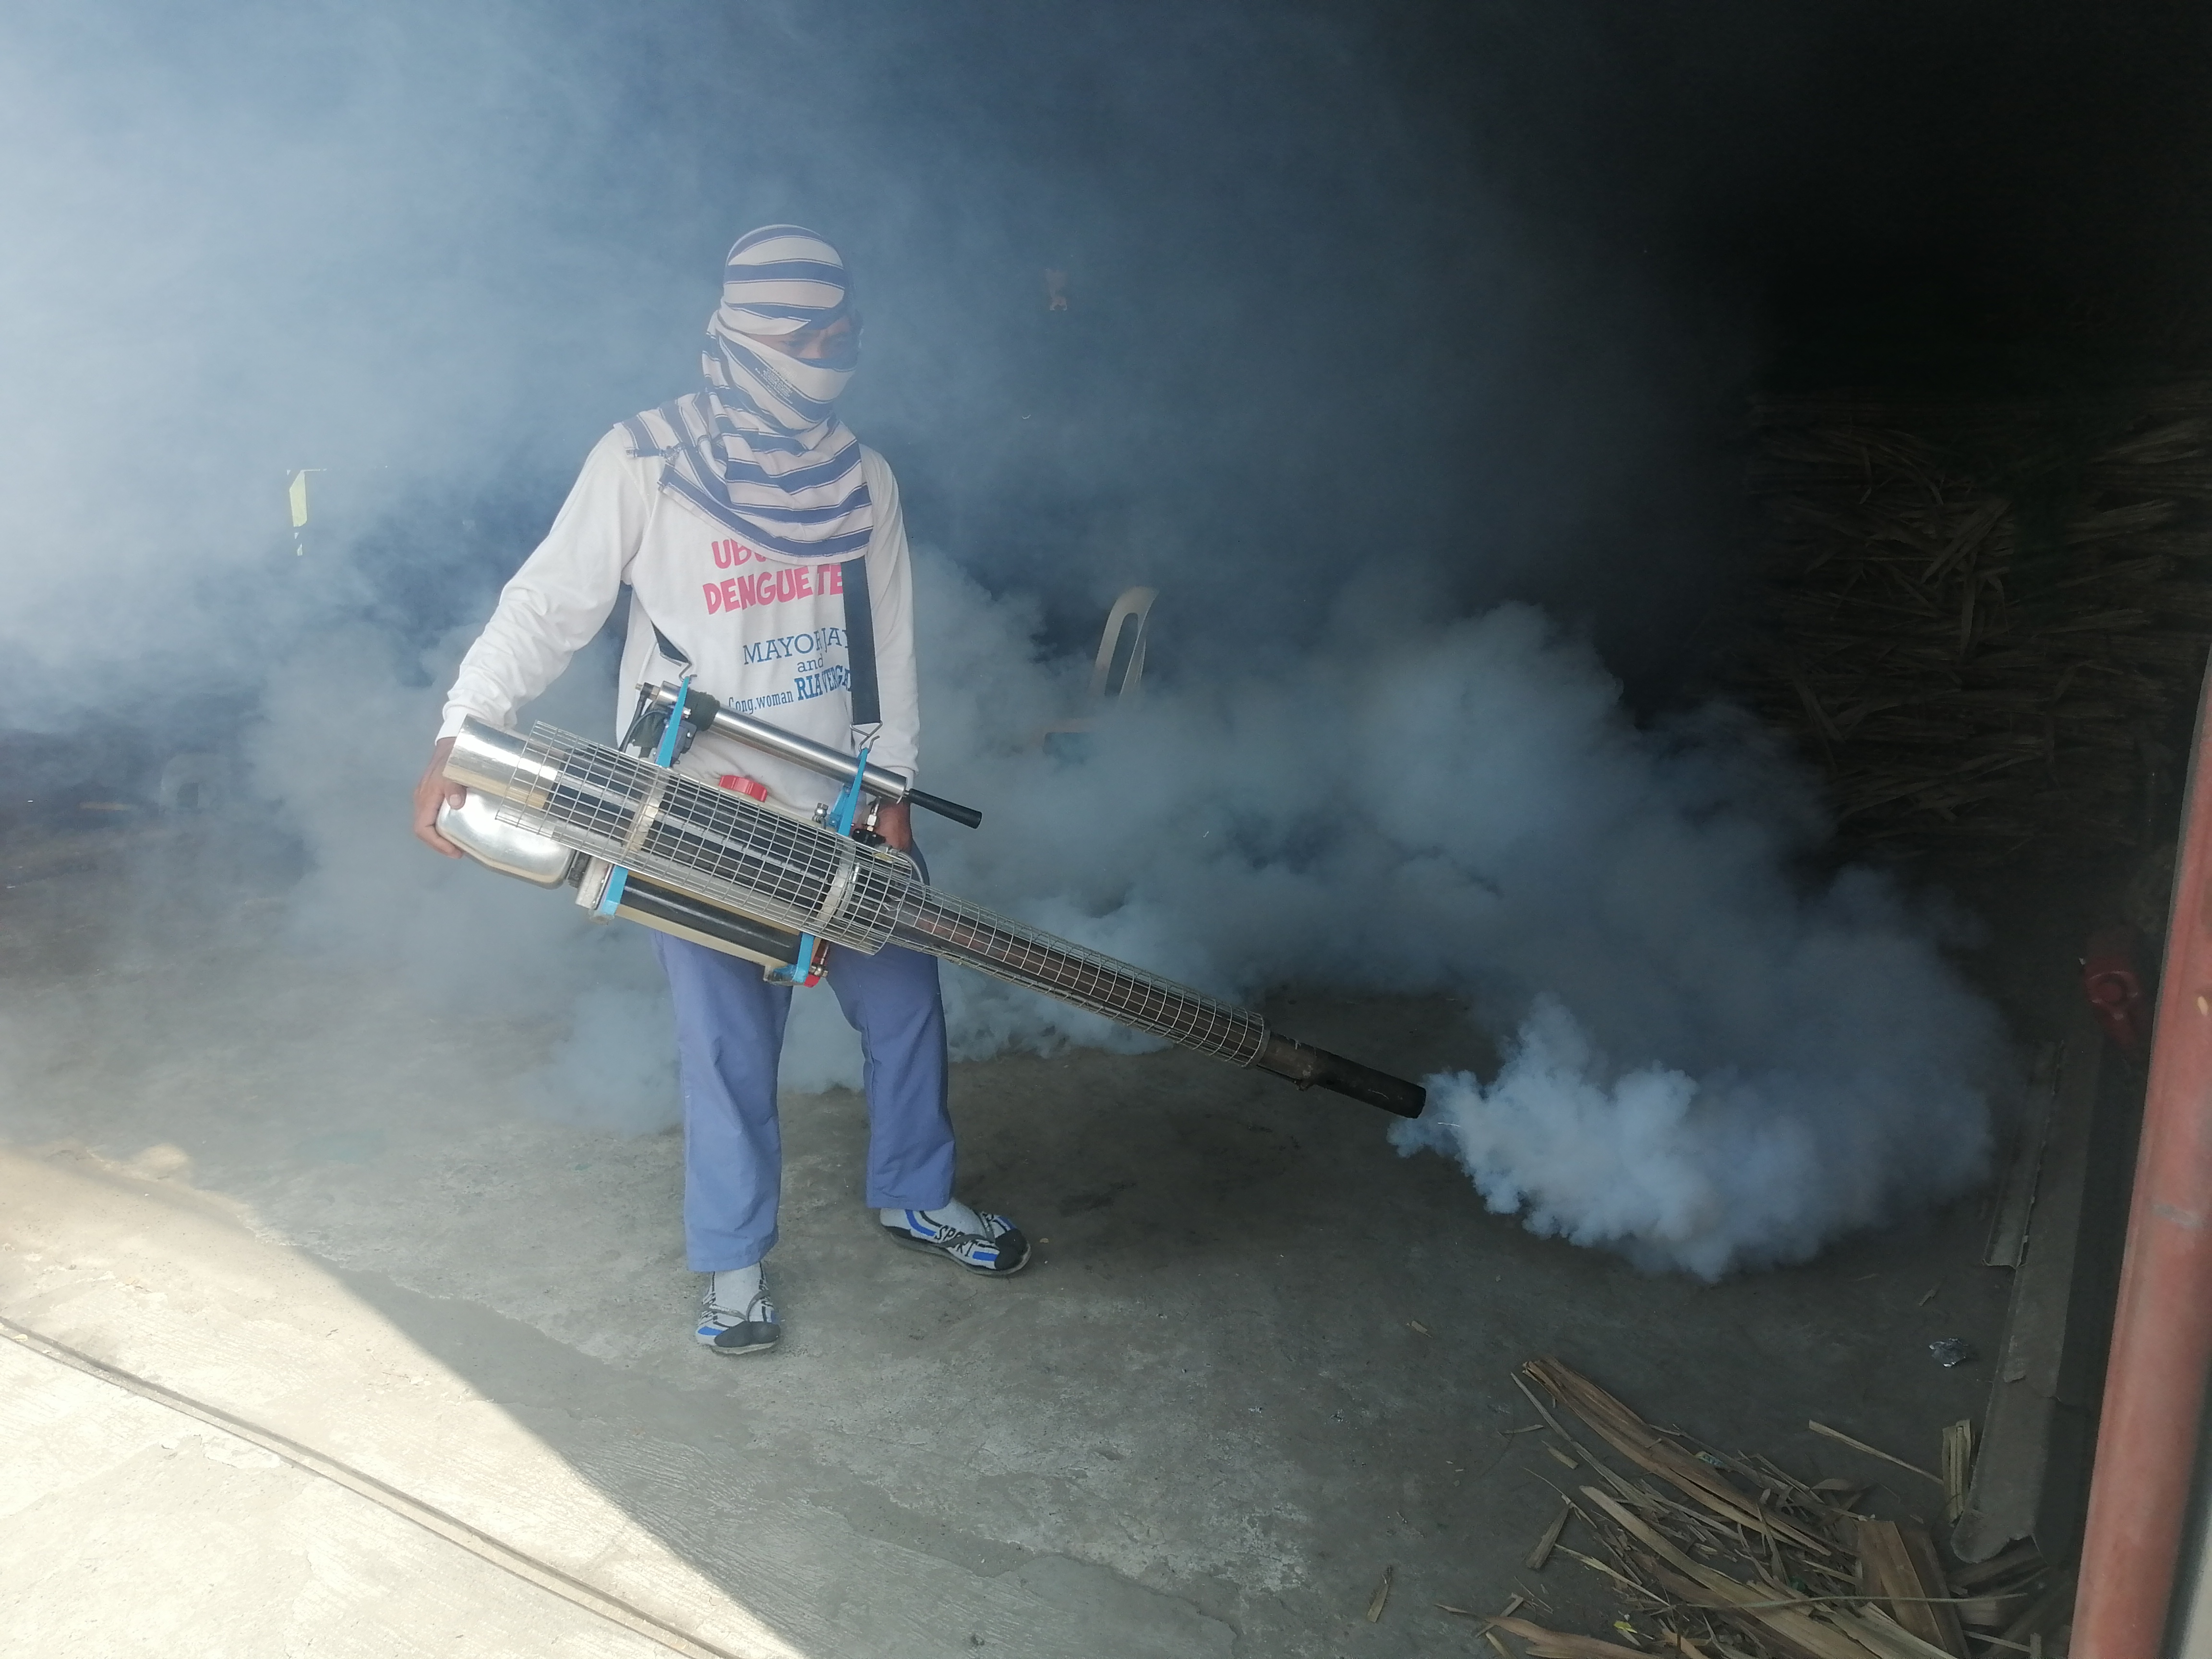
{"left": 436, "top": 682, "right": 1427, "bottom": 1116}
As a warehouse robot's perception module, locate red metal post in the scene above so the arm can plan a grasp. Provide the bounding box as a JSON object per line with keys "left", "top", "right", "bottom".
{"left": 2076, "top": 664, "right": 2212, "bottom": 1659}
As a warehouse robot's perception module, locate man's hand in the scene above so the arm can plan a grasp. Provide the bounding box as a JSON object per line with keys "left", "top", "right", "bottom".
{"left": 874, "top": 799, "right": 914, "bottom": 851}
{"left": 413, "top": 737, "right": 466, "bottom": 856}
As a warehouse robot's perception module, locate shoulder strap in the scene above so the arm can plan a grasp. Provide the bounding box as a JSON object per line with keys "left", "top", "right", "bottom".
{"left": 841, "top": 557, "right": 879, "bottom": 727}
{"left": 618, "top": 416, "right": 656, "bottom": 459}
{"left": 651, "top": 624, "right": 692, "bottom": 668}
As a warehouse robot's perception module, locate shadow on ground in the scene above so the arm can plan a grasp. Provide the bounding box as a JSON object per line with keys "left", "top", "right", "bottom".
{"left": 0, "top": 819, "right": 2027, "bottom": 1657}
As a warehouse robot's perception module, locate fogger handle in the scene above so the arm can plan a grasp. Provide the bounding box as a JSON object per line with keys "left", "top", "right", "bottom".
{"left": 907, "top": 789, "right": 983, "bottom": 829}
{"left": 649, "top": 683, "right": 983, "bottom": 828}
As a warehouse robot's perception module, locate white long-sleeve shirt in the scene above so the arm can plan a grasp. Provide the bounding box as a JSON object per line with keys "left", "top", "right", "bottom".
{"left": 439, "top": 426, "right": 920, "bottom": 815}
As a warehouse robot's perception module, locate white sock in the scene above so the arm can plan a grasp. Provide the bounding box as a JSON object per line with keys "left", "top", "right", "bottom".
{"left": 711, "top": 1263, "right": 763, "bottom": 1313}
{"left": 882, "top": 1199, "right": 983, "bottom": 1234}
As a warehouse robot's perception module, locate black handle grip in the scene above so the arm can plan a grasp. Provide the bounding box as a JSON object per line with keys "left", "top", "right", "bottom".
{"left": 908, "top": 789, "right": 983, "bottom": 829}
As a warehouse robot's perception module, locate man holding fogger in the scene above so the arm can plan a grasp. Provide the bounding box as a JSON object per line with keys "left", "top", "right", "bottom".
{"left": 413, "top": 226, "right": 1031, "bottom": 1359}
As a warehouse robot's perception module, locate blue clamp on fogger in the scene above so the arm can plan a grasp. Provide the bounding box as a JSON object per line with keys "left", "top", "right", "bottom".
{"left": 598, "top": 673, "right": 694, "bottom": 920}
{"left": 765, "top": 738, "right": 871, "bottom": 989}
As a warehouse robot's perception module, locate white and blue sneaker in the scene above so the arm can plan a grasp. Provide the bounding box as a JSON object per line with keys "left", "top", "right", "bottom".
{"left": 696, "top": 1265, "right": 780, "bottom": 1355}
{"left": 880, "top": 1200, "right": 1032, "bottom": 1276}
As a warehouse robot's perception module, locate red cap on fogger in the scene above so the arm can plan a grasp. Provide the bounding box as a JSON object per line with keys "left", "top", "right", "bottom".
{"left": 717, "top": 775, "right": 769, "bottom": 802}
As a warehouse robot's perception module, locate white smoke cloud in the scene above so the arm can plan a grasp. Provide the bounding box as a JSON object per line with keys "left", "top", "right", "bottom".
{"left": 881, "top": 556, "right": 2001, "bottom": 1276}
{"left": 0, "top": 4, "right": 686, "bottom": 721}
{"left": 3, "top": 1, "right": 2006, "bottom": 1281}
{"left": 240, "top": 542, "right": 2002, "bottom": 1278}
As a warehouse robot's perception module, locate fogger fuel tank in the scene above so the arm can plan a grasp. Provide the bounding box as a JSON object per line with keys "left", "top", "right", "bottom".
{"left": 438, "top": 717, "right": 1426, "bottom": 1117}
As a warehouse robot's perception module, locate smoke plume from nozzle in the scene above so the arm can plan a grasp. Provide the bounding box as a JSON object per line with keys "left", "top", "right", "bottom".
{"left": 897, "top": 555, "right": 2001, "bottom": 1278}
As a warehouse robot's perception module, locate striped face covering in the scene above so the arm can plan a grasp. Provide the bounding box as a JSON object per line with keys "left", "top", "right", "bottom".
{"left": 629, "top": 226, "right": 874, "bottom": 559}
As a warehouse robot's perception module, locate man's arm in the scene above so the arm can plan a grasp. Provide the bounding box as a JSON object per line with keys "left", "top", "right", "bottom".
{"left": 855, "top": 450, "right": 921, "bottom": 850}
{"left": 414, "top": 428, "right": 650, "bottom": 855}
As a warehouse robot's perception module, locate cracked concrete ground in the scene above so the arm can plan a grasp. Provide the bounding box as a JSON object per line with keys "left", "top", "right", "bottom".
{"left": 0, "top": 823, "right": 2018, "bottom": 1657}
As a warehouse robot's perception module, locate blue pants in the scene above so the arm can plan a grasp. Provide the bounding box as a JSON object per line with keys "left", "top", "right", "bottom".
{"left": 654, "top": 924, "right": 956, "bottom": 1272}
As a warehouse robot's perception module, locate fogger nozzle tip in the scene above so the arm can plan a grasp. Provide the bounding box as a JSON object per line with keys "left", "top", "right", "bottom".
{"left": 1255, "top": 1035, "right": 1427, "bottom": 1117}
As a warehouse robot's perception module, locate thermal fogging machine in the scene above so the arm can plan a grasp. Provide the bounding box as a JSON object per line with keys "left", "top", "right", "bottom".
{"left": 436, "top": 684, "right": 1425, "bottom": 1117}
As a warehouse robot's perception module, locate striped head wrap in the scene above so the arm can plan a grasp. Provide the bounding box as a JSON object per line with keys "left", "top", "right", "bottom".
{"left": 627, "top": 226, "right": 873, "bottom": 559}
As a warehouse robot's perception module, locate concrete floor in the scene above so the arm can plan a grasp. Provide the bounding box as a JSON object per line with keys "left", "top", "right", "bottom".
{"left": 0, "top": 822, "right": 2019, "bottom": 1658}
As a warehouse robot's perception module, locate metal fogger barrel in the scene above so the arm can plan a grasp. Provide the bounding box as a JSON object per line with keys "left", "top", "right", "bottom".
{"left": 440, "top": 718, "right": 1425, "bottom": 1117}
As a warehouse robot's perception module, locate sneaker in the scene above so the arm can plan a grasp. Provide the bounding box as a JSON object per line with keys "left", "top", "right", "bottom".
{"left": 696, "top": 1275, "right": 780, "bottom": 1355}
{"left": 880, "top": 1202, "right": 1032, "bottom": 1276}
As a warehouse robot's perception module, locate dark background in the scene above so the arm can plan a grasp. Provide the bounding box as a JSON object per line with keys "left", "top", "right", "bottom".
{"left": 794, "top": 1, "right": 2212, "bottom": 685}
{"left": 490, "top": 1, "right": 2212, "bottom": 688}
{"left": 10, "top": 1, "right": 2212, "bottom": 728}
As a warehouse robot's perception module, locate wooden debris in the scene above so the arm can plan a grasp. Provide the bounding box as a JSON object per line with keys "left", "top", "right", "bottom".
{"left": 1739, "top": 388, "right": 2212, "bottom": 860}
{"left": 1806, "top": 1421, "right": 1943, "bottom": 1486}
{"left": 1895, "top": 1525, "right": 1969, "bottom": 1659}
{"left": 1939, "top": 1423, "right": 1974, "bottom": 1525}
{"left": 1488, "top": 1614, "right": 1659, "bottom": 1659}
{"left": 1996, "top": 1572, "right": 2075, "bottom": 1648}
{"left": 1565, "top": 1547, "right": 1648, "bottom": 1596}
{"left": 1456, "top": 1359, "right": 2071, "bottom": 1659}
{"left": 1489, "top": 1594, "right": 1529, "bottom": 1659}
{"left": 1527, "top": 1498, "right": 1575, "bottom": 1570}
{"left": 1833, "top": 1606, "right": 1961, "bottom": 1659}
{"left": 1514, "top": 1372, "right": 1648, "bottom": 1505}
{"left": 1526, "top": 1359, "right": 1831, "bottom": 1553}
{"left": 1444, "top": 1589, "right": 1528, "bottom": 1659}
{"left": 1366, "top": 1564, "right": 1394, "bottom": 1623}
{"left": 1854, "top": 1519, "right": 1968, "bottom": 1658}
{"left": 1947, "top": 1541, "right": 2041, "bottom": 1591}
{"left": 1582, "top": 1487, "right": 1868, "bottom": 1659}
